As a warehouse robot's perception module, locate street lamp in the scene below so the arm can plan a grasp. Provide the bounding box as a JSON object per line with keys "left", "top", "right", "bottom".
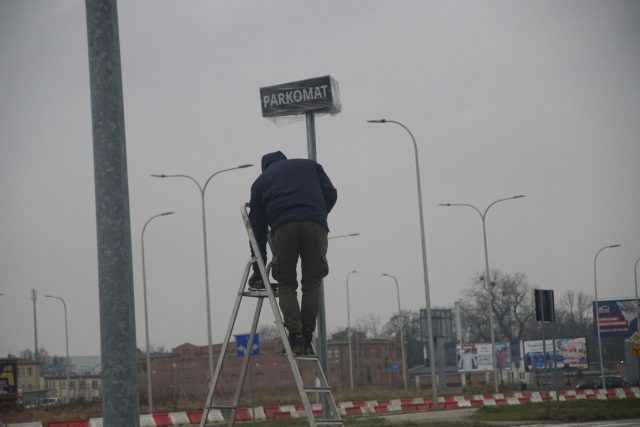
{"left": 140, "top": 211, "right": 174, "bottom": 414}
{"left": 346, "top": 270, "right": 358, "bottom": 391}
{"left": 635, "top": 256, "right": 640, "bottom": 333}
{"left": 44, "top": 294, "right": 69, "bottom": 402}
{"left": 381, "top": 273, "right": 408, "bottom": 391}
{"left": 439, "top": 194, "right": 526, "bottom": 393}
{"left": 367, "top": 118, "right": 438, "bottom": 407}
{"left": 151, "top": 164, "right": 253, "bottom": 380}
{"left": 594, "top": 244, "right": 621, "bottom": 389}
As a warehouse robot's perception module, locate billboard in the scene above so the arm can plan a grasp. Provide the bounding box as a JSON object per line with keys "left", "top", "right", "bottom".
{"left": 592, "top": 298, "right": 640, "bottom": 337}
{"left": 456, "top": 342, "right": 510, "bottom": 372}
{"left": 523, "top": 337, "right": 588, "bottom": 371}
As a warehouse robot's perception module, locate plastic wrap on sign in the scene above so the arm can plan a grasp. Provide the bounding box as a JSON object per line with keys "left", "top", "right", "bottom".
{"left": 260, "top": 75, "right": 341, "bottom": 119}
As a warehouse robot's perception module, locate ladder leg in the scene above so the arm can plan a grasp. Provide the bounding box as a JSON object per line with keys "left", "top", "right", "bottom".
{"left": 199, "top": 260, "right": 253, "bottom": 427}
{"left": 227, "top": 297, "right": 264, "bottom": 426}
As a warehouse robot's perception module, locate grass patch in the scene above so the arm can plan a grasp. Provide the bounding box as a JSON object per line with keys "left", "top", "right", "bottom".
{"left": 474, "top": 399, "right": 640, "bottom": 423}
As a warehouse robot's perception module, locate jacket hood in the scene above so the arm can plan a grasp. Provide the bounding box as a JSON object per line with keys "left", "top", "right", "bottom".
{"left": 261, "top": 151, "right": 287, "bottom": 171}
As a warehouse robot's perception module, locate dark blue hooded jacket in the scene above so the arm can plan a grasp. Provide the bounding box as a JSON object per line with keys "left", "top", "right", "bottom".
{"left": 249, "top": 151, "right": 337, "bottom": 261}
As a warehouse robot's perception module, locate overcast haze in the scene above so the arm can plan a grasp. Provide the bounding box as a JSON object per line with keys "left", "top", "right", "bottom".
{"left": 1, "top": 1, "right": 639, "bottom": 359}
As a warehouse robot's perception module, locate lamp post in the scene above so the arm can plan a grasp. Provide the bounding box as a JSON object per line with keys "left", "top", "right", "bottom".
{"left": 367, "top": 118, "right": 437, "bottom": 407}
{"left": 152, "top": 164, "right": 252, "bottom": 381}
{"left": 439, "top": 195, "right": 526, "bottom": 393}
{"left": 635, "top": 256, "right": 640, "bottom": 333}
{"left": 140, "top": 211, "right": 174, "bottom": 414}
{"left": 346, "top": 270, "right": 358, "bottom": 391}
{"left": 381, "top": 273, "right": 408, "bottom": 391}
{"left": 44, "top": 294, "right": 69, "bottom": 402}
{"left": 594, "top": 244, "right": 621, "bottom": 389}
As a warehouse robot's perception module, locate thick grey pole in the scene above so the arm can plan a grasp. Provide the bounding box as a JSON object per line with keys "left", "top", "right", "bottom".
{"left": 85, "top": 1, "right": 140, "bottom": 425}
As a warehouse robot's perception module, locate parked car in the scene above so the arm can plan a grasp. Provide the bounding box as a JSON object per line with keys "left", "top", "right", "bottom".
{"left": 576, "top": 375, "right": 629, "bottom": 390}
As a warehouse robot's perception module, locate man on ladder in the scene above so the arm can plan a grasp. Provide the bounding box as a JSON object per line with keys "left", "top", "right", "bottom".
{"left": 248, "top": 151, "right": 337, "bottom": 356}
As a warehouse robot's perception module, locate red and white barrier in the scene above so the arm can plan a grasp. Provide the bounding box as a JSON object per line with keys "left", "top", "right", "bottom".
{"left": 7, "top": 387, "right": 640, "bottom": 427}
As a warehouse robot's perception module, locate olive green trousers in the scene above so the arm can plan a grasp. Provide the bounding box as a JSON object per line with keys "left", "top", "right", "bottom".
{"left": 272, "top": 221, "right": 328, "bottom": 337}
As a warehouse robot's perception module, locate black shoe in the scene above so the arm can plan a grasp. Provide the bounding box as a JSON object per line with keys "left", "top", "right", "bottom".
{"left": 248, "top": 274, "right": 279, "bottom": 296}
{"left": 282, "top": 334, "right": 305, "bottom": 356}
{"left": 248, "top": 272, "right": 264, "bottom": 291}
{"left": 304, "top": 335, "right": 315, "bottom": 355}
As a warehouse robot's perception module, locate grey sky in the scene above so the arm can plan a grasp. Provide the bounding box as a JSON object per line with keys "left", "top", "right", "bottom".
{"left": 1, "top": 1, "right": 639, "bottom": 358}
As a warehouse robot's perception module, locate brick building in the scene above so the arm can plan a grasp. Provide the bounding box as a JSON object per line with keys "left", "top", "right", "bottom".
{"left": 140, "top": 332, "right": 405, "bottom": 400}
{"left": 140, "top": 341, "right": 317, "bottom": 401}
{"left": 327, "top": 331, "right": 405, "bottom": 392}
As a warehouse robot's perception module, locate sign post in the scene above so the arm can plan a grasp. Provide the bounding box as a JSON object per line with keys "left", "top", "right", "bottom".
{"left": 260, "top": 76, "right": 341, "bottom": 416}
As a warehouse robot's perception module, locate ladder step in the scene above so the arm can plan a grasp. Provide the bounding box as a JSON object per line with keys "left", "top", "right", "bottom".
{"left": 295, "top": 354, "right": 319, "bottom": 361}
{"left": 241, "top": 290, "right": 280, "bottom": 298}
{"left": 304, "top": 386, "right": 332, "bottom": 392}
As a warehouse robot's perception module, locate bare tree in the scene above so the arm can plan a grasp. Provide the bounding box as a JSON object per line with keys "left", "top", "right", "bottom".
{"left": 355, "top": 313, "right": 383, "bottom": 338}
{"left": 460, "top": 270, "right": 536, "bottom": 343}
{"left": 553, "top": 289, "right": 593, "bottom": 338}
{"left": 382, "top": 310, "right": 423, "bottom": 368}
{"left": 257, "top": 323, "right": 281, "bottom": 342}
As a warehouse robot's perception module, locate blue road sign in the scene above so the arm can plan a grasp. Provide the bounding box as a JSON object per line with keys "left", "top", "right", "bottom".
{"left": 235, "top": 333, "right": 260, "bottom": 357}
{"left": 390, "top": 361, "right": 400, "bottom": 373}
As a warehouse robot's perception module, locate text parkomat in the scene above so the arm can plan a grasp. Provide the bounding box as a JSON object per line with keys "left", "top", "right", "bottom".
{"left": 260, "top": 75, "right": 341, "bottom": 117}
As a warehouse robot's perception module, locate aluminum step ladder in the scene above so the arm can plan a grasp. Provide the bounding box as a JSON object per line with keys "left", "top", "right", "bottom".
{"left": 198, "top": 204, "right": 343, "bottom": 427}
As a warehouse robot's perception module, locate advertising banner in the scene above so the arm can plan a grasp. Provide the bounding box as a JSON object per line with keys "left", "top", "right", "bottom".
{"left": 523, "top": 337, "right": 587, "bottom": 371}
{"left": 592, "top": 299, "right": 640, "bottom": 337}
{"left": 495, "top": 342, "right": 511, "bottom": 369}
{"left": 457, "top": 342, "right": 509, "bottom": 372}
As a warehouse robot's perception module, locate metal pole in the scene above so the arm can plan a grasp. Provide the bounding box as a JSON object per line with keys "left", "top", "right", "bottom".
{"left": 594, "top": 244, "right": 621, "bottom": 389}
{"left": 438, "top": 195, "right": 526, "bottom": 393}
{"left": 367, "top": 119, "right": 438, "bottom": 408}
{"left": 382, "top": 274, "right": 408, "bottom": 391}
{"left": 85, "top": 1, "right": 139, "bottom": 424}
{"left": 31, "top": 289, "right": 38, "bottom": 362}
{"left": 634, "top": 256, "right": 640, "bottom": 384}
{"left": 346, "top": 270, "right": 357, "bottom": 391}
{"left": 635, "top": 257, "right": 640, "bottom": 333}
{"left": 45, "top": 295, "right": 70, "bottom": 402}
{"left": 455, "top": 301, "right": 466, "bottom": 387}
{"left": 305, "top": 111, "right": 333, "bottom": 416}
{"left": 481, "top": 215, "right": 500, "bottom": 393}
{"left": 151, "top": 165, "right": 251, "bottom": 381}
{"left": 141, "top": 212, "right": 174, "bottom": 414}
